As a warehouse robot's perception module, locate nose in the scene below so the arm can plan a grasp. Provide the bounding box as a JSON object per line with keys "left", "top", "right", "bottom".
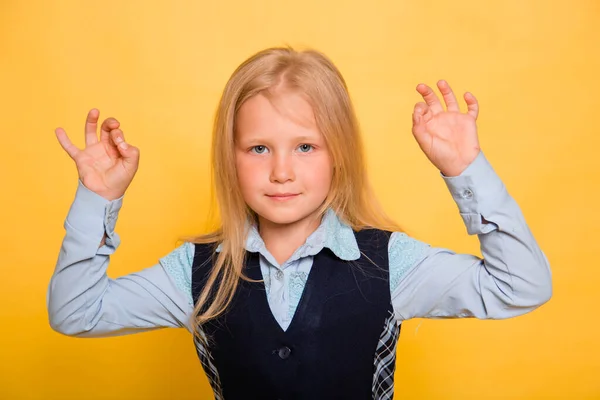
{"left": 270, "top": 152, "right": 295, "bottom": 183}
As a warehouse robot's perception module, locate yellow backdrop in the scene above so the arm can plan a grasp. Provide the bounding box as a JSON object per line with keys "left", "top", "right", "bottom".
{"left": 1, "top": 0, "right": 598, "bottom": 398}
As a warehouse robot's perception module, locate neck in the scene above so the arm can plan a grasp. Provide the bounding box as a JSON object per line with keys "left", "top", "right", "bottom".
{"left": 258, "top": 212, "right": 324, "bottom": 265}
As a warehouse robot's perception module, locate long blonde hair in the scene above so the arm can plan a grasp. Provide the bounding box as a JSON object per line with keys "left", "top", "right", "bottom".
{"left": 186, "top": 46, "right": 404, "bottom": 343}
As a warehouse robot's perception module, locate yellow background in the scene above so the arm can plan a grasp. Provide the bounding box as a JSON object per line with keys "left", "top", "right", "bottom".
{"left": 1, "top": 0, "right": 598, "bottom": 398}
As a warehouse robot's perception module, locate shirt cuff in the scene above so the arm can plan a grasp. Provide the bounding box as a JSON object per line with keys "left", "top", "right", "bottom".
{"left": 440, "top": 151, "right": 509, "bottom": 235}
{"left": 65, "top": 180, "right": 124, "bottom": 252}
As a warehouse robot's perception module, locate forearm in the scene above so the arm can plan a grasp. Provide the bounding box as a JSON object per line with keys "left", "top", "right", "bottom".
{"left": 47, "top": 181, "right": 194, "bottom": 337}
{"left": 440, "top": 150, "right": 552, "bottom": 316}
{"left": 47, "top": 181, "right": 122, "bottom": 335}
{"left": 390, "top": 151, "right": 552, "bottom": 321}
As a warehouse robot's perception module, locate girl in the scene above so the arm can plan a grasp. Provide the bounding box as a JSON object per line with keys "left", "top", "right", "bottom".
{"left": 47, "top": 47, "right": 552, "bottom": 400}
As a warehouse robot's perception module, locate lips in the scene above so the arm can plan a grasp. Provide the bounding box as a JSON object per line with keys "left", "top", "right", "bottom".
{"left": 266, "top": 193, "right": 299, "bottom": 200}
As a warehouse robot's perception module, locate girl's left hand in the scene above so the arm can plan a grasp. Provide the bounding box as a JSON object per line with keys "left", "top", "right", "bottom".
{"left": 412, "top": 80, "right": 481, "bottom": 177}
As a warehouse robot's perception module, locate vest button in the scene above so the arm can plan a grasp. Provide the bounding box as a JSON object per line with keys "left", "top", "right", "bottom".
{"left": 277, "top": 346, "right": 292, "bottom": 359}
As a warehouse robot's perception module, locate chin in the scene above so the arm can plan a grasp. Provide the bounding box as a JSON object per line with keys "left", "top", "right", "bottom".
{"left": 256, "top": 210, "right": 305, "bottom": 226}
{"left": 252, "top": 204, "right": 318, "bottom": 227}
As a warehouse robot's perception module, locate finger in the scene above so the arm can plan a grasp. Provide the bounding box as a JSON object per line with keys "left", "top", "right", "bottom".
{"left": 85, "top": 109, "right": 100, "bottom": 147}
{"left": 119, "top": 142, "right": 140, "bottom": 168}
{"left": 413, "top": 102, "right": 433, "bottom": 123}
{"left": 110, "top": 128, "right": 128, "bottom": 152}
{"left": 416, "top": 84, "right": 444, "bottom": 114}
{"left": 109, "top": 129, "right": 127, "bottom": 150}
{"left": 412, "top": 103, "right": 429, "bottom": 137}
{"left": 464, "top": 92, "right": 479, "bottom": 120}
{"left": 111, "top": 130, "right": 140, "bottom": 167}
{"left": 437, "top": 80, "right": 460, "bottom": 112}
{"left": 55, "top": 128, "right": 80, "bottom": 160}
{"left": 413, "top": 102, "right": 428, "bottom": 115}
{"left": 101, "top": 117, "right": 120, "bottom": 144}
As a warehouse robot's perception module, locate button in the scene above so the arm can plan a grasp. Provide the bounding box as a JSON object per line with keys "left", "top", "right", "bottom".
{"left": 461, "top": 189, "right": 474, "bottom": 199}
{"left": 277, "top": 346, "right": 291, "bottom": 359}
{"left": 275, "top": 270, "right": 284, "bottom": 280}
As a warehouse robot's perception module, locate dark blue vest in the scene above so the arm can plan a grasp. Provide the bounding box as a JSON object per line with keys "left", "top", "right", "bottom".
{"left": 191, "top": 229, "right": 400, "bottom": 399}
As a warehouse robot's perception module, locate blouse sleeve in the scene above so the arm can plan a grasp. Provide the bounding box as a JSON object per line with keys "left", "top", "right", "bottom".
{"left": 47, "top": 181, "right": 195, "bottom": 337}
{"left": 388, "top": 151, "right": 552, "bottom": 322}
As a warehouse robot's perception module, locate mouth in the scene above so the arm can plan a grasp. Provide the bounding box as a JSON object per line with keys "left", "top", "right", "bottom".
{"left": 266, "top": 193, "right": 300, "bottom": 201}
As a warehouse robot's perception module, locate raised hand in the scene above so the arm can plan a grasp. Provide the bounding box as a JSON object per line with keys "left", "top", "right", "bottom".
{"left": 55, "top": 109, "right": 140, "bottom": 201}
{"left": 412, "top": 80, "right": 481, "bottom": 177}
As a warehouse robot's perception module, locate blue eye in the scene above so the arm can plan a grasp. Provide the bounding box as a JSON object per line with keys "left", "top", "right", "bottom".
{"left": 298, "top": 144, "right": 313, "bottom": 153}
{"left": 251, "top": 145, "right": 268, "bottom": 154}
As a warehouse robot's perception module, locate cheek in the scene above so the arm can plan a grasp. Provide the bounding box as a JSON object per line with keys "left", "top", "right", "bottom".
{"left": 236, "top": 155, "right": 264, "bottom": 193}
{"left": 235, "top": 156, "right": 251, "bottom": 192}
{"left": 319, "top": 167, "right": 334, "bottom": 193}
{"left": 302, "top": 154, "right": 333, "bottom": 192}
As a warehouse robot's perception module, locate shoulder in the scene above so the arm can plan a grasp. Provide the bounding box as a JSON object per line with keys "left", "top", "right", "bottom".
{"left": 388, "top": 232, "right": 431, "bottom": 292}
{"left": 388, "top": 231, "right": 431, "bottom": 256}
{"left": 159, "top": 241, "right": 195, "bottom": 269}
{"left": 158, "top": 242, "right": 196, "bottom": 306}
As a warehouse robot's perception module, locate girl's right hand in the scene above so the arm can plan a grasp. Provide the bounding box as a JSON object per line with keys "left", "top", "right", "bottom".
{"left": 55, "top": 108, "right": 140, "bottom": 201}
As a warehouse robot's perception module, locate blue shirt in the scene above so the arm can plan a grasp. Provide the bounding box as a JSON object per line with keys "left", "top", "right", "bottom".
{"left": 46, "top": 150, "right": 552, "bottom": 337}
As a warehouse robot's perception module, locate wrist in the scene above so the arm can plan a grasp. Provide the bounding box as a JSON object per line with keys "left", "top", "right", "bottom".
{"left": 78, "top": 180, "right": 125, "bottom": 202}
{"left": 440, "top": 150, "right": 481, "bottom": 177}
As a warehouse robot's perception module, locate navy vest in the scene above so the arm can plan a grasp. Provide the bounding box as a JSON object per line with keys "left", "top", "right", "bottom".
{"left": 191, "top": 229, "right": 401, "bottom": 400}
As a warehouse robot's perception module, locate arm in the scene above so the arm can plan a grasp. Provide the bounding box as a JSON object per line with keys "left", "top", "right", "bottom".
{"left": 389, "top": 151, "right": 552, "bottom": 321}
{"left": 47, "top": 181, "right": 195, "bottom": 337}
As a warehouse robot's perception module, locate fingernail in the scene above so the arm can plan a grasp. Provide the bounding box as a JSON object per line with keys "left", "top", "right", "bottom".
{"left": 119, "top": 141, "right": 128, "bottom": 150}
{"left": 115, "top": 136, "right": 123, "bottom": 143}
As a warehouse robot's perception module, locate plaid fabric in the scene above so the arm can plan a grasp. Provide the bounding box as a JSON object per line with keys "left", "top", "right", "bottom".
{"left": 372, "top": 309, "right": 401, "bottom": 399}
{"left": 194, "top": 333, "right": 224, "bottom": 400}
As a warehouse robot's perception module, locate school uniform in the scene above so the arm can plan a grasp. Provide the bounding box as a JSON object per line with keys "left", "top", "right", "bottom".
{"left": 47, "top": 150, "right": 552, "bottom": 399}
{"left": 192, "top": 228, "right": 396, "bottom": 399}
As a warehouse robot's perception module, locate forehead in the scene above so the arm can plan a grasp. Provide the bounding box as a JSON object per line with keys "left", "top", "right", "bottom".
{"left": 235, "top": 91, "right": 319, "bottom": 139}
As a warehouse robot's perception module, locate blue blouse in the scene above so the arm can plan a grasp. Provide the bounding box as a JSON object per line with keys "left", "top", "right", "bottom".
{"left": 47, "top": 150, "right": 552, "bottom": 337}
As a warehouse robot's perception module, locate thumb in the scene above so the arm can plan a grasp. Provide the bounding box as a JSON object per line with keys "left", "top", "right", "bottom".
{"left": 412, "top": 102, "right": 429, "bottom": 139}
{"left": 110, "top": 129, "right": 140, "bottom": 169}
{"left": 116, "top": 140, "right": 140, "bottom": 170}
{"left": 118, "top": 140, "right": 139, "bottom": 163}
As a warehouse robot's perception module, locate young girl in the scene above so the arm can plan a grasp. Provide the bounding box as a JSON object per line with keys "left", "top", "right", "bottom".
{"left": 47, "top": 46, "right": 552, "bottom": 400}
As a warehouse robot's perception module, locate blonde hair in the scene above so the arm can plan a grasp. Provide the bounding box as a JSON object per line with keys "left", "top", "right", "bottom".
{"left": 186, "top": 46, "right": 404, "bottom": 343}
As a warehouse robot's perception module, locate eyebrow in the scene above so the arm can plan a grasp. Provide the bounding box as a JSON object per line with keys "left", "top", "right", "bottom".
{"left": 241, "top": 135, "right": 321, "bottom": 144}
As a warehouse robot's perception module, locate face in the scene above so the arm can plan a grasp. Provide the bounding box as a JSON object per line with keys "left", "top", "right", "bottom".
{"left": 234, "top": 91, "right": 333, "bottom": 229}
